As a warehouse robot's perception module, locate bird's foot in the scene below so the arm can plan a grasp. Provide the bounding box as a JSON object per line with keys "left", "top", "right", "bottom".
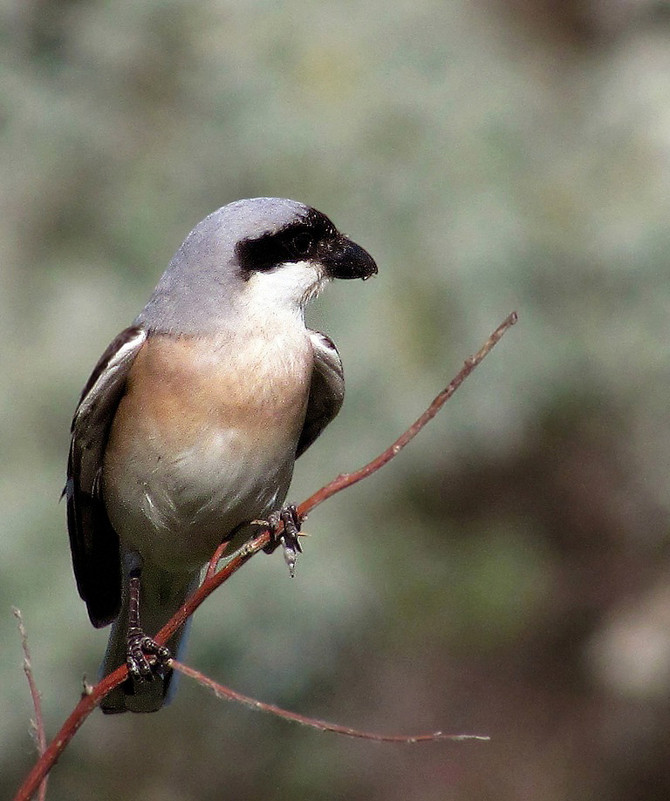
{"left": 262, "top": 504, "right": 303, "bottom": 577}
{"left": 126, "top": 627, "right": 172, "bottom": 681}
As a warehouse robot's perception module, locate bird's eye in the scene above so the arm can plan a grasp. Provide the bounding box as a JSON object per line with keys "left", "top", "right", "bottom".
{"left": 287, "top": 232, "right": 313, "bottom": 258}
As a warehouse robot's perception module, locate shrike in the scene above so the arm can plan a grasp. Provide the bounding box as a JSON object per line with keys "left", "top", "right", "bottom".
{"left": 66, "top": 197, "right": 377, "bottom": 713}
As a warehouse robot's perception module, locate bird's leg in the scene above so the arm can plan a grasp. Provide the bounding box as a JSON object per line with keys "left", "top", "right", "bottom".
{"left": 126, "top": 569, "right": 171, "bottom": 681}
{"left": 262, "top": 504, "right": 303, "bottom": 577}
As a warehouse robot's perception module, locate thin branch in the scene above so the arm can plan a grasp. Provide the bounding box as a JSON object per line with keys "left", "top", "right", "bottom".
{"left": 13, "top": 608, "right": 48, "bottom": 801}
{"left": 13, "top": 311, "right": 517, "bottom": 801}
{"left": 172, "top": 660, "right": 490, "bottom": 743}
{"left": 297, "top": 310, "right": 518, "bottom": 516}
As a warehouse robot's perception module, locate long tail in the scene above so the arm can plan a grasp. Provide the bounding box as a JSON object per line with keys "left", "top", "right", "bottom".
{"left": 99, "top": 563, "right": 200, "bottom": 714}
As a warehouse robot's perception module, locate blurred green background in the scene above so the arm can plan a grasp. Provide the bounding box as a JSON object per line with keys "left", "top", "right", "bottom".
{"left": 3, "top": 1, "right": 670, "bottom": 799}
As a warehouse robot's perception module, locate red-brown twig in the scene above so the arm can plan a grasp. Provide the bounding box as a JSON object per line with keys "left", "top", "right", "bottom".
{"left": 297, "top": 310, "right": 518, "bottom": 517}
{"left": 13, "top": 311, "right": 517, "bottom": 801}
{"left": 13, "top": 608, "right": 48, "bottom": 801}
{"left": 172, "top": 660, "right": 490, "bottom": 743}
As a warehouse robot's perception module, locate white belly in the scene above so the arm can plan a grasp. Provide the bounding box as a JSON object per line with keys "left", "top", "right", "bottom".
{"left": 105, "top": 427, "right": 296, "bottom": 571}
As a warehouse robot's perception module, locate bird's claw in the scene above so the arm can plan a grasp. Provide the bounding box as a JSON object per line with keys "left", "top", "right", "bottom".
{"left": 126, "top": 627, "right": 171, "bottom": 681}
{"left": 262, "top": 504, "right": 303, "bottom": 576}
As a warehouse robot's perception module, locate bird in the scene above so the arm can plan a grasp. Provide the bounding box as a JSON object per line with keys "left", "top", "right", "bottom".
{"left": 66, "top": 197, "right": 377, "bottom": 713}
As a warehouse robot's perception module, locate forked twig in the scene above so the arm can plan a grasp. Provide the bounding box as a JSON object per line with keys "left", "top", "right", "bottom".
{"left": 13, "top": 311, "right": 517, "bottom": 801}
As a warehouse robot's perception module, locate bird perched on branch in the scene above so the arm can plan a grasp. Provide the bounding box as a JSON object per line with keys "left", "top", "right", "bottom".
{"left": 66, "top": 197, "right": 377, "bottom": 713}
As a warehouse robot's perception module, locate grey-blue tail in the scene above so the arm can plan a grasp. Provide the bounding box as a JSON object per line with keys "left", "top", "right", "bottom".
{"left": 99, "top": 566, "right": 200, "bottom": 714}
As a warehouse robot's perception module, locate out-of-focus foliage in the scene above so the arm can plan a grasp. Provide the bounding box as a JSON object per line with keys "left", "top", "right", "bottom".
{"left": 2, "top": 1, "right": 670, "bottom": 799}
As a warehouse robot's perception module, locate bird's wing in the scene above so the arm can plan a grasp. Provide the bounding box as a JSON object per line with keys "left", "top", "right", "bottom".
{"left": 66, "top": 326, "right": 147, "bottom": 627}
{"left": 297, "top": 331, "right": 345, "bottom": 458}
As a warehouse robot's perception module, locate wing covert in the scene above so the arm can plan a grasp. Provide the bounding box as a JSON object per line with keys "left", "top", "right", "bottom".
{"left": 297, "top": 331, "right": 345, "bottom": 458}
{"left": 66, "top": 326, "right": 146, "bottom": 627}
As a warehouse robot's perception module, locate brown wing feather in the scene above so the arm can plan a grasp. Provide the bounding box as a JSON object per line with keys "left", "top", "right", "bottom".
{"left": 66, "top": 326, "right": 146, "bottom": 627}
{"left": 297, "top": 331, "right": 345, "bottom": 458}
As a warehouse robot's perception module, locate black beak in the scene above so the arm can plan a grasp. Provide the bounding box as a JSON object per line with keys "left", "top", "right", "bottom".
{"left": 322, "top": 236, "right": 378, "bottom": 280}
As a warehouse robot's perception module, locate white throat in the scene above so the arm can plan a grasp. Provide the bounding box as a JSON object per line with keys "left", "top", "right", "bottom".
{"left": 241, "top": 261, "right": 330, "bottom": 321}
